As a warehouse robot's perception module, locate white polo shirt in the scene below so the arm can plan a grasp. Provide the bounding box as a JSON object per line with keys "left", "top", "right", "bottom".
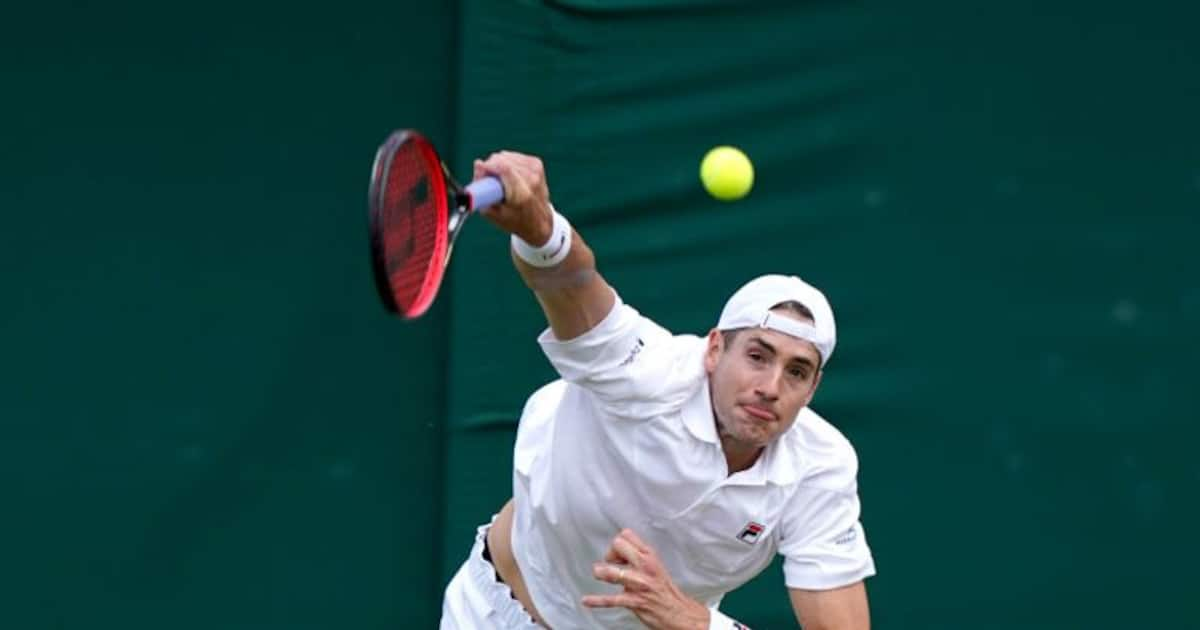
{"left": 509, "top": 294, "right": 875, "bottom": 630}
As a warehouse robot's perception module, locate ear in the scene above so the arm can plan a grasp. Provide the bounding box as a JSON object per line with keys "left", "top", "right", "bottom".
{"left": 704, "top": 329, "right": 724, "bottom": 374}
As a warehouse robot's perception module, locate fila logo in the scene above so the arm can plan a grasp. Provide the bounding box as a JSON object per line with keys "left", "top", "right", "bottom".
{"left": 733, "top": 623, "right": 752, "bottom": 629}
{"left": 835, "top": 526, "right": 858, "bottom": 546}
{"left": 537, "top": 232, "right": 568, "bottom": 263}
{"left": 619, "top": 338, "right": 645, "bottom": 366}
{"left": 736, "top": 521, "right": 765, "bottom": 545}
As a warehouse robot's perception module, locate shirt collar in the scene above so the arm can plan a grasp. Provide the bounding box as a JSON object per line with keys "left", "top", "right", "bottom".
{"left": 681, "top": 375, "right": 721, "bottom": 445}
{"left": 758, "top": 430, "right": 800, "bottom": 486}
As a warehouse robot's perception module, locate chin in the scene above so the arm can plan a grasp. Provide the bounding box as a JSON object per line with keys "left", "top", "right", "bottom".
{"left": 719, "top": 408, "right": 773, "bottom": 447}
{"left": 732, "top": 420, "right": 771, "bottom": 446}
{"left": 742, "top": 433, "right": 771, "bottom": 448}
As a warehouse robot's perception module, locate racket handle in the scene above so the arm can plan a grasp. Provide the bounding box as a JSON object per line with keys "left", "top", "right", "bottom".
{"left": 465, "top": 177, "right": 505, "bottom": 212}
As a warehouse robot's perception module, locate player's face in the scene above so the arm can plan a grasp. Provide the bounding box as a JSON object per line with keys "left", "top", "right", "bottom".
{"left": 704, "top": 317, "right": 822, "bottom": 450}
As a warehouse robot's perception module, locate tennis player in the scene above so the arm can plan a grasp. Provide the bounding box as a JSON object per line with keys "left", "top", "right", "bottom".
{"left": 440, "top": 151, "right": 875, "bottom": 629}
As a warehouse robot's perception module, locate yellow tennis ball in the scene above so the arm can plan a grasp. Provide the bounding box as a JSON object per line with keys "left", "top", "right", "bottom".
{"left": 700, "top": 146, "right": 754, "bottom": 201}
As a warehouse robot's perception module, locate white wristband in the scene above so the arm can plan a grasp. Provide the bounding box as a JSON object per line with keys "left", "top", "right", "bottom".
{"left": 708, "top": 608, "right": 748, "bottom": 630}
{"left": 511, "top": 207, "right": 571, "bottom": 268}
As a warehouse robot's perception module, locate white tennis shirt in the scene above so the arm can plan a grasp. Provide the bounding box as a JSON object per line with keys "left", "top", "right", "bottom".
{"left": 510, "top": 295, "right": 875, "bottom": 629}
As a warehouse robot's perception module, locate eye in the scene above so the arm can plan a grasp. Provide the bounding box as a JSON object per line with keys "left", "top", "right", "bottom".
{"left": 748, "top": 351, "right": 765, "bottom": 363}
{"left": 788, "top": 367, "right": 808, "bottom": 380}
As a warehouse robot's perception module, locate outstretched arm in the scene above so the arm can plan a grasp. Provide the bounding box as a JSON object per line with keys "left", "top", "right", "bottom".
{"left": 473, "top": 151, "right": 615, "bottom": 341}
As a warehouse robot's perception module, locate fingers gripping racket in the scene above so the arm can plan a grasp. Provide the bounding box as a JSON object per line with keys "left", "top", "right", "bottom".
{"left": 368, "top": 130, "right": 504, "bottom": 318}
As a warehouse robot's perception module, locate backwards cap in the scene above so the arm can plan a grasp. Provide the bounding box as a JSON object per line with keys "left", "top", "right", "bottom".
{"left": 716, "top": 274, "right": 837, "bottom": 366}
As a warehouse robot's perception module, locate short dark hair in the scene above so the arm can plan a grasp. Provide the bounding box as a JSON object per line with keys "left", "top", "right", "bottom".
{"left": 720, "top": 300, "right": 815, "bottom": 346}
{"left": 769, "top": 300, "right": 815, "bottom": 321}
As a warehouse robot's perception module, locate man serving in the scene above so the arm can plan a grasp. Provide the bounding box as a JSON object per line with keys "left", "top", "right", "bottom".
{"left": 440, "top": 151, "right": 875, "bottom": 629}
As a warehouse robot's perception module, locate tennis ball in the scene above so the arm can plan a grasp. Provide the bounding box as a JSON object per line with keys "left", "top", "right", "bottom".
{"left": 700, "top": 146, "right": 754, "bottom": 201}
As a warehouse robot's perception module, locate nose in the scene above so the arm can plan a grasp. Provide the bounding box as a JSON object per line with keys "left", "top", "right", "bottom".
{"left": 753, "top": 368, "right": 782, "bottom": 401}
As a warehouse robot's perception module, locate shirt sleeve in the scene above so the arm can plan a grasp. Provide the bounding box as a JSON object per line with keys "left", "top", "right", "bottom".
{"left": 537, "top": 291, "right": 699, "bottom": 418}
{"left": 777, "top": 480, "right": 876, "bottom": 590}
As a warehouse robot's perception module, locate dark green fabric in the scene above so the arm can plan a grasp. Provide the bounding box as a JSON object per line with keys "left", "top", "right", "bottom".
{"left": 444, "top": 1, "right": 1200, "bottom": 628}
{"left": 3, "top": 2, "right": 455, "bottom": 627}
{"left": 5, "top": 1, "right": 1198, "bottom": 628}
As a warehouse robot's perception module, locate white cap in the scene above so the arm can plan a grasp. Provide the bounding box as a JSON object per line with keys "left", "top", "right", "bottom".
{"left": 716, "top": 274, "right": 837, "bottom": 367}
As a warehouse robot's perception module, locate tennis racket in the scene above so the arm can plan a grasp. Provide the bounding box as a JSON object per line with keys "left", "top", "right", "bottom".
{"left": 368, "top": 130, "right": 504, "bottom": 318}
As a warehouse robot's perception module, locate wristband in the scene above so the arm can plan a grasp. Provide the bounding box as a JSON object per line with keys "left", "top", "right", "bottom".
{"left": 709, "top": 608, "right": 750, "bottom": 630}
{"left": 511, "top": 207, "right": 571, "bottom": 268}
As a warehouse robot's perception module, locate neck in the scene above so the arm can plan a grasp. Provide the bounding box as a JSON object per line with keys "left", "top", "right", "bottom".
{"left": 715, "top": 417, "right": 764, "bottom": 475}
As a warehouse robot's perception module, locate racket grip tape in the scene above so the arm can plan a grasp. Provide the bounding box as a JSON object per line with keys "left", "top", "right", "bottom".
{"left": 465, "top": 177, "right": 505, "bottom": 211}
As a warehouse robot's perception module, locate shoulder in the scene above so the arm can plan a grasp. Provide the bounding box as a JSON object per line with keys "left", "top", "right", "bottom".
{"left": 624, "top": 330, "right": 706, "bottom": 383}
{"left": 781, "top": 407, "right": 861, "bottom": 493}
{"left": 537, "top": 298, "right": 678, "bottom": 375}
{"left": 537, "top": 303, "right": 708, "bottom": 418}
{"left": 598, "top": 331, "right": 708, "bottom": 417}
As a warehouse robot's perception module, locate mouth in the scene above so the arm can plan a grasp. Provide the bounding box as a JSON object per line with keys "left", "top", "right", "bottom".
{"left": 740, "top": 404, "right": 776, "bottom": 422}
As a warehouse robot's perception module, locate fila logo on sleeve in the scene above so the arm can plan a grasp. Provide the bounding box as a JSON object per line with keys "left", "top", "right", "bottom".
{"left": 619, "top": 338, "right": 645, "bottom": 366}
{"left": 736, "top": 521, "right": 765, "bottom": 545}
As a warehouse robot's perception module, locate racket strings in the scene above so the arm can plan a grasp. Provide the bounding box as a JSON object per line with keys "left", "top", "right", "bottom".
{"left": 381, "top": 144, "right": 441, "bottom": 310}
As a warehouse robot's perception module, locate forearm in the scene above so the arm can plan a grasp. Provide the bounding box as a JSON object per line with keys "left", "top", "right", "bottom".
{"left": 469, "top": 151, "right": 616, "bottom": 341}
{"left": 513, "top": 225, "right": 615, "bottom": 341}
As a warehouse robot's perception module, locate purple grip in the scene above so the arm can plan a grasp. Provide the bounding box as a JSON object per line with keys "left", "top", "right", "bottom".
{"left": 465, "top": 177, "right": 505, "bottom": 211}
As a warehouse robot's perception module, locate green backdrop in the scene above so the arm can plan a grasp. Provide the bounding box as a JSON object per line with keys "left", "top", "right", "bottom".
{"left": 3, "top": 1, "right": 456, "bottom": 627}
{"left": 442, "top": 1, "right": 1199, "bottom": 628}
{"left": 4, "top": 1, "right": 1197, "bottom": 628}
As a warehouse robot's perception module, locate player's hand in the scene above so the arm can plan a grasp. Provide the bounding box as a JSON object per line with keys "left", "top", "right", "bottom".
{"left": 582, "top": 528, "right": 711, "bottom": 630}
{"left": 472, "top": 151, "right": 554, "bottom": 246}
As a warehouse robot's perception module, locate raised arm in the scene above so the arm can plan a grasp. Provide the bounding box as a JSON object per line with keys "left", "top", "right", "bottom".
{"left": 473, "top": 151, "right": 615, "bottom": 341}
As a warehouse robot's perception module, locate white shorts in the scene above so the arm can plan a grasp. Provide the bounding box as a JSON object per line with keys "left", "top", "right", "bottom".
{"left": 440, "top": 520, "right": 544, "bottom": 629}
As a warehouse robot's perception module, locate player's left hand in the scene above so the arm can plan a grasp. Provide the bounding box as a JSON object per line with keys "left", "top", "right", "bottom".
{"left": 582, "top": 528, "right": 711, "bottom": 630}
